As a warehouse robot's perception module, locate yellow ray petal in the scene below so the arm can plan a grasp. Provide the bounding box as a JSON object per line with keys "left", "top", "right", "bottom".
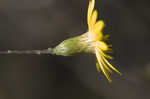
{"left": 93, "top": 20, "right": 104, "bottom": 35}
{"left": 96, "top": 55, "right": 112, "bottom": 74}
{"left": 100, "top": 55, "right": 112, "bottom": 73}
{"left": 95, "top": 48, "right": 112, "bottom": 82}
{"left": 88, "top": 0, "right": 95, "bottom": 30}
{"left": 102, "top": 56, "right": 122, "bottom": 75}
{"left": 91, "top": 10, "right": 98, "bottom": 28}
{"left": 96, "top": 59, "right": 101, "bottom": 72}
{"left": 96, "top": 56, "right": 112, "bottom": 74}
{"left": 96, "top": 46, "right": 112, "bottom": 73}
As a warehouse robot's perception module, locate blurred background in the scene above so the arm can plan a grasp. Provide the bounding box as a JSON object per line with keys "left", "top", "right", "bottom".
{"left": 0, "top": 0, "right": 150, "bottom": 99}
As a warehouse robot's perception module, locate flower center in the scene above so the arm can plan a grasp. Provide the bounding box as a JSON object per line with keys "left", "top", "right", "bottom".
{"left": 88, "top": 31, "right": 103, "bottom": 42}
{"left": 85, "top": 32, "right": 108, "bottom": 51}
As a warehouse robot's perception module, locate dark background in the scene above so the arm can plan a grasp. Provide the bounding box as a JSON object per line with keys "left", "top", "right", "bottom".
{"left": 0, "top": 0, "right": 150, "bottom": 99}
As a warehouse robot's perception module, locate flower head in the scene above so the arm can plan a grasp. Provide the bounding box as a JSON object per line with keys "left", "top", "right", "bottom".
{"left": 52, "top": 0, "right": 121, "bottom": 82}
{"left": 86, "top": 0, "right": 122, "bottom": 82}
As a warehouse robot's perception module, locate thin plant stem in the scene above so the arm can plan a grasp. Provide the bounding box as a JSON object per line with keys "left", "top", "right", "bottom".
{"left": 0, "top": 48, "right": 53, "bottom": 55}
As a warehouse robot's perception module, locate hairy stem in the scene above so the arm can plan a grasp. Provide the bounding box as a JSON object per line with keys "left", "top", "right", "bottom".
{"left": 0, "top": 48, "right": 54, "bottom": 55}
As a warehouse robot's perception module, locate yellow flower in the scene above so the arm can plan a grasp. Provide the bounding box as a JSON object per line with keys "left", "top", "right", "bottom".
{"left": 87, "top": 0, "right": 122, "bottom": 82}
{"left": 52, "top": 0, "right": 122, "bottom": 82}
